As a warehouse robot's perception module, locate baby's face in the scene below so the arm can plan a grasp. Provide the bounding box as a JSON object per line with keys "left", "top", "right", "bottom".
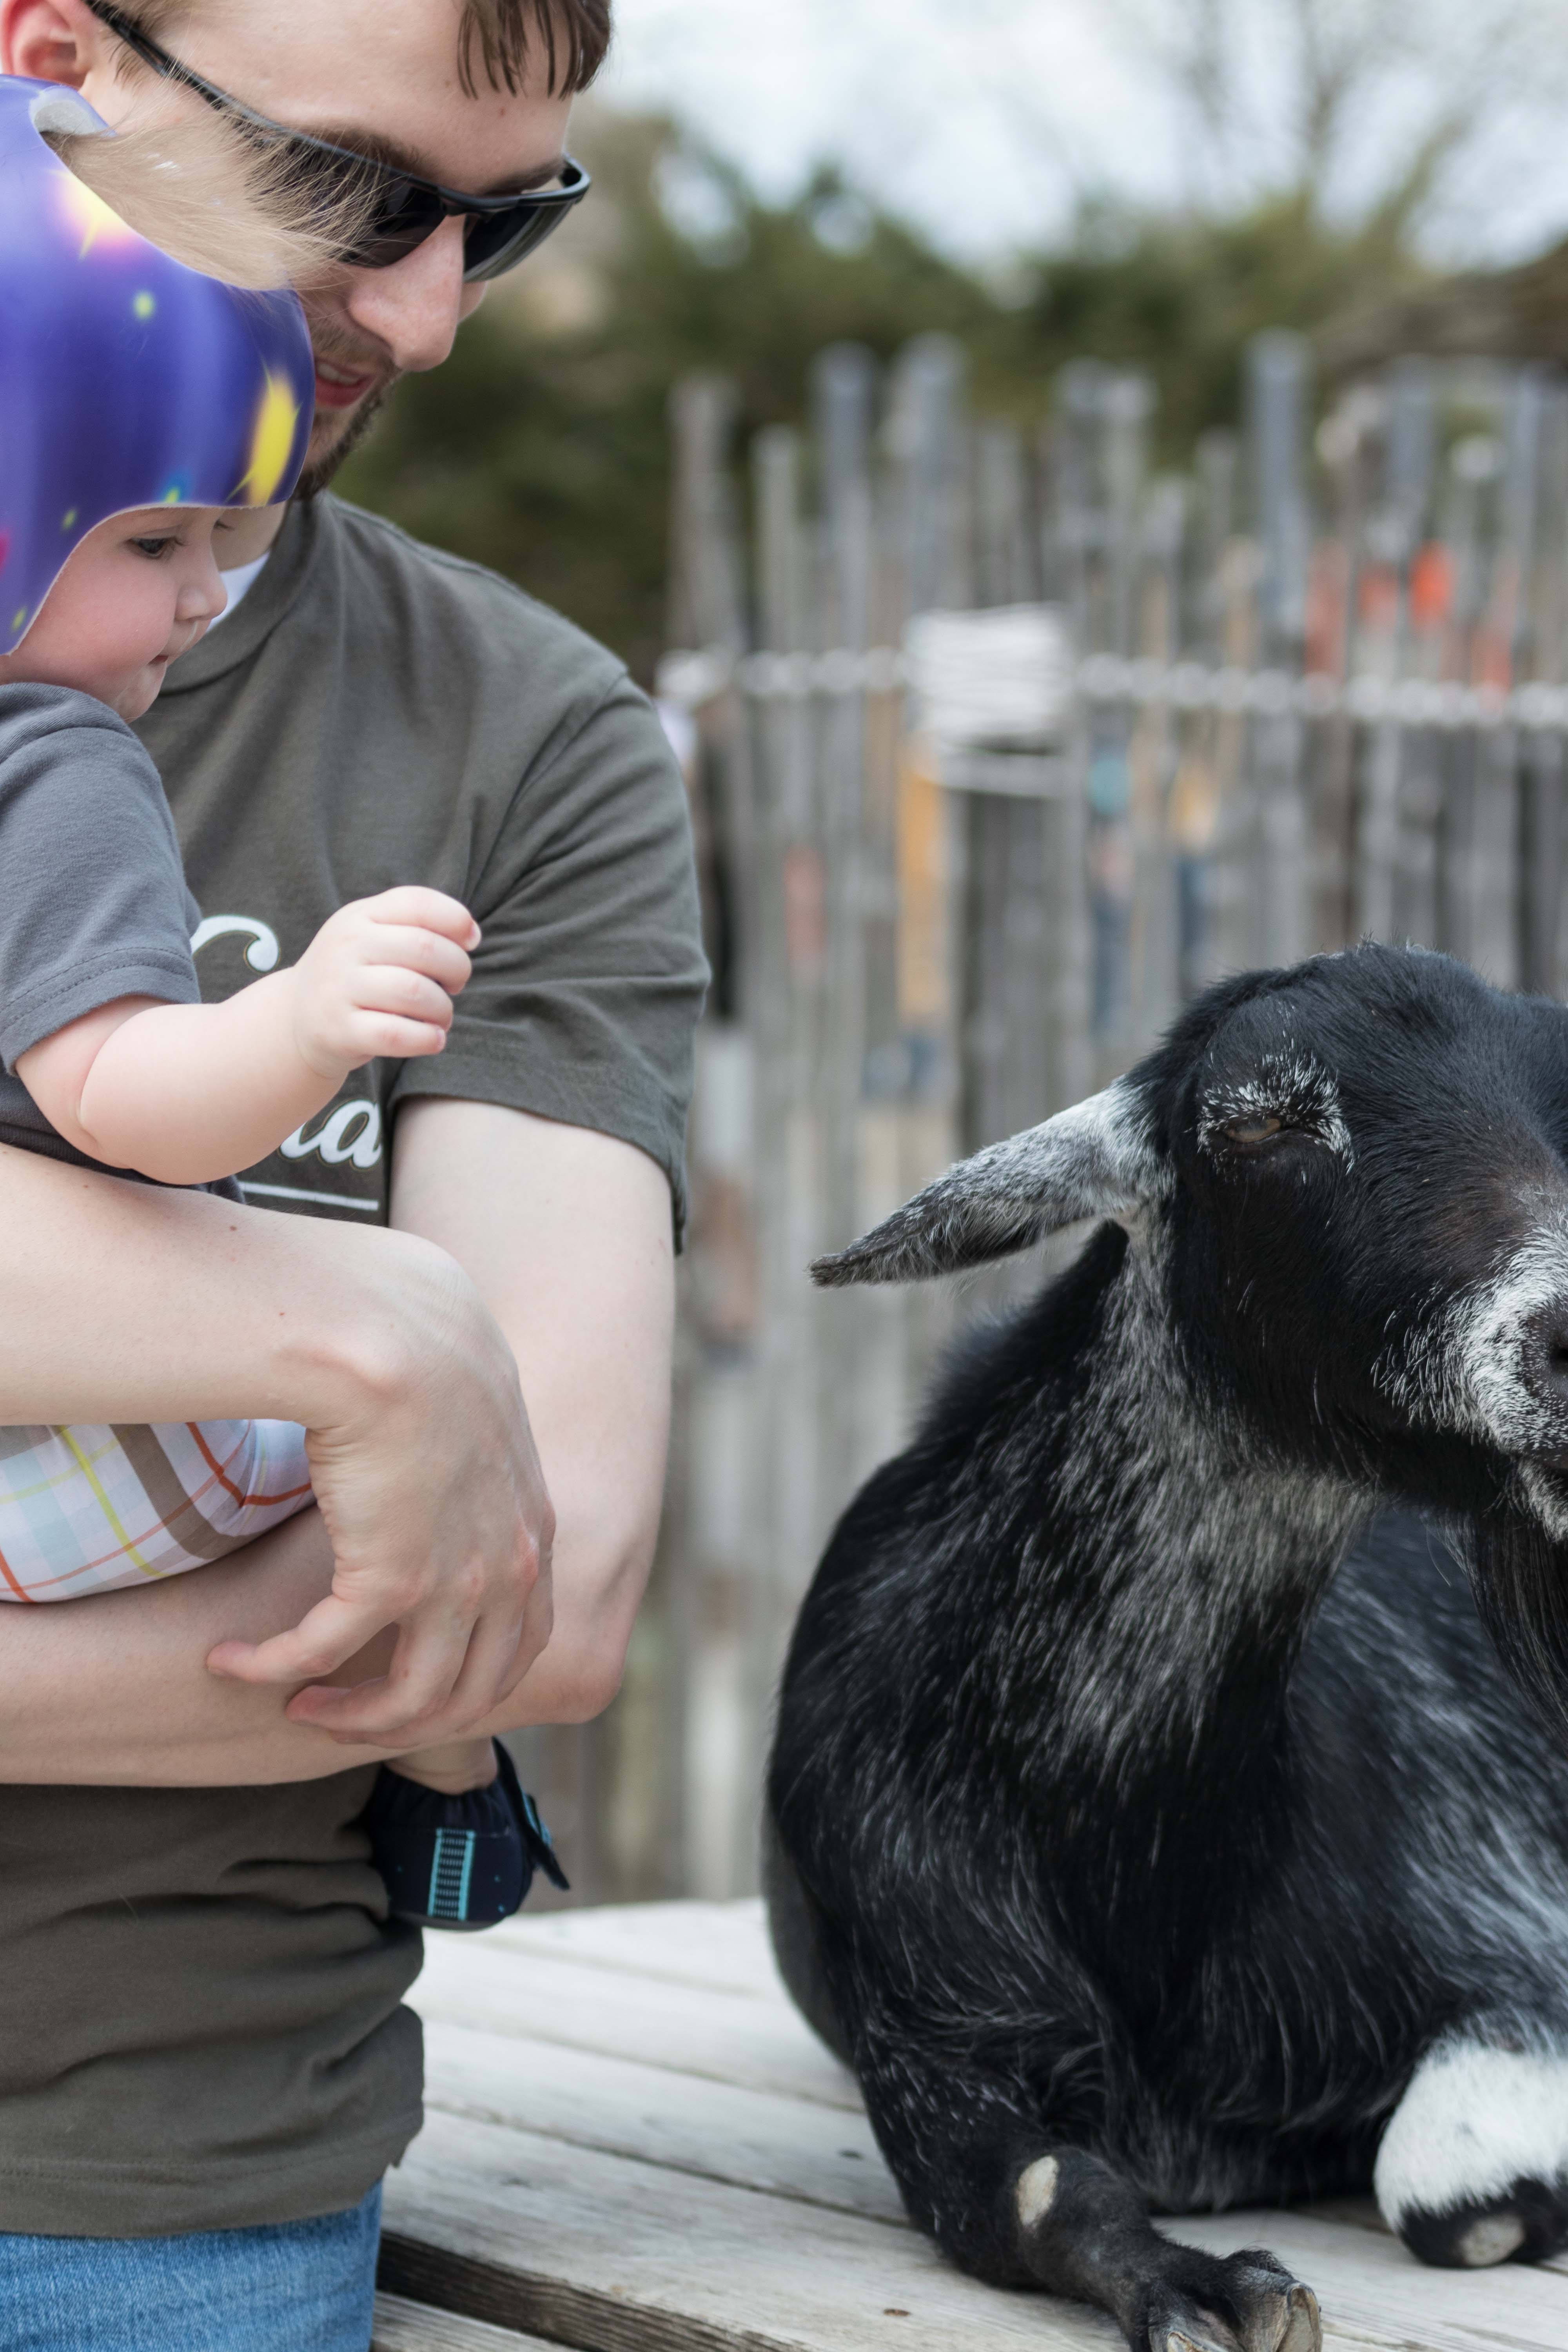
{"left": 0, "top": 507, "right": 232, "bottom": 722}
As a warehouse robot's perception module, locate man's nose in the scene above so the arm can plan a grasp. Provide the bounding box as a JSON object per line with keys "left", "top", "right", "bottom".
{"left": 341, "top": 216, "right": 475, "bottom": 375}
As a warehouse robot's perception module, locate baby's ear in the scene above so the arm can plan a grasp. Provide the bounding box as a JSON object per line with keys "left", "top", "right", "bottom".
{"left": 811, "top": 1083, "right": 1165, "bottom": 1287}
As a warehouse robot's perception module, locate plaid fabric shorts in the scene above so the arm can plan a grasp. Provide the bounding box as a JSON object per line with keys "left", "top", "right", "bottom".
{"left": 0, "top": 1418, "right": 314, "bottom": 1600}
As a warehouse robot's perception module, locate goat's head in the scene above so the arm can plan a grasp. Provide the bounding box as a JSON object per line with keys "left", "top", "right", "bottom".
{"left": 815, "top": 943, "right": 1568, "bottom": 1726}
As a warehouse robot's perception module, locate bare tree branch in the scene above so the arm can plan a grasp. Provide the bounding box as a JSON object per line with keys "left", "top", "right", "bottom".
{"left": 1100, "top": 0, "right": 1568, "bottom": 234}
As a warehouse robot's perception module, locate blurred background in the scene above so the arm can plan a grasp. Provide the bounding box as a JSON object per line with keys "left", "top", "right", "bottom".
{"left": 339, "top": 0, "right": 1568, "bottom": 1904}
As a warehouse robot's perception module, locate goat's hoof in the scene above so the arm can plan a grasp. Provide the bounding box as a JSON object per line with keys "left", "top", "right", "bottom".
{"left": 1221, "top": 2261, "right": 1321, "bottom": 2352}
{"left": 1396, "top": 2182, "right": 1568, "bottom": 2268}
{"left": 1147, "top": 2301, "right": 1241, "bottom": 2352}
{"left": 1141, "top": 2250, "right": 1320, "bottom": 2352}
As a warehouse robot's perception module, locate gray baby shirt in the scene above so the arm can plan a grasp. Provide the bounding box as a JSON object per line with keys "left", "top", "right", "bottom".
{"left": 0, "top": 681, "right": 209, "bottom": 1180}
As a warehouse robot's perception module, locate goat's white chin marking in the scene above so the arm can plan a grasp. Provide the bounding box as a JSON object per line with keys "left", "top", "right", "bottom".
{"left": 1016, "top": 2155, "right": 1060, "bottom": 2229}
{"left": 1374, "top": 2040, "right": 1568, "bottom": 2238}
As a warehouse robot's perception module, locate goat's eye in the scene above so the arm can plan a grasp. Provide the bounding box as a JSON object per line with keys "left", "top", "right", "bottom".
{"left": 1226, "top": 1112, "right": 1283, "bottom": 1145}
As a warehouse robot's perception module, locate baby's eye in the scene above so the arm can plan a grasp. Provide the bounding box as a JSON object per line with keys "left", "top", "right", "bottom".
{"left": 131, "top": 536, "right": 177, "bottom": 560}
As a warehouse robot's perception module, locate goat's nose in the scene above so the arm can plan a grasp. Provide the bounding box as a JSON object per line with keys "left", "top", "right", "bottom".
{"left": 1521, "top": 1299, "right": 1568, "bottom": 1417}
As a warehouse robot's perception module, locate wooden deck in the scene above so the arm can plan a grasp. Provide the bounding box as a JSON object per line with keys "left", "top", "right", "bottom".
{"left": 373, "top": 1900, "right": 1568, "bottom": 2352}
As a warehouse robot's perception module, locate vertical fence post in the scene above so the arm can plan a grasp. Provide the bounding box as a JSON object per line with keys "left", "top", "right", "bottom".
{"left": 1042, "top": 374, "right": 1097, "bottom": 1114}
{"left": 1132, "top": 472, "right": 1185, "bottom": 1049}
{"left": 1247, "top": 331, "right": 1312, "bottom": 968}
{"left": 1525, "top": 387, "right": 1568, "bottom": 996}
{"left": 1476, "top": 368, "right": 1545, "bottom": 989}
{"left": 810, "top": 345, "right": 880, "bottom": 1529}
{"left": 1383, "top": 360, "right": 1439, "bottom": 950}
{"left": 665, "top": 376, "right": 764, "bottom": 1897}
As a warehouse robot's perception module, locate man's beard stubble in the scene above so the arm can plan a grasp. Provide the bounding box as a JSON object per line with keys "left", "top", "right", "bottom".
{"left": 294, "top": 372, "right": 401, "bottom": 502}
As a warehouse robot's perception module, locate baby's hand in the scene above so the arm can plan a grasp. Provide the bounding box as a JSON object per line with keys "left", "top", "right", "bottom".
{"left": 289, "top": 887, "right": 479, "bottom": 1079}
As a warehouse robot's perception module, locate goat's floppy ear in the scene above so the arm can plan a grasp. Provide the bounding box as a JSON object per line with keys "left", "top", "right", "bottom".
{"left": 812, "top": 1084, "right": 1163, "bottom": 1288}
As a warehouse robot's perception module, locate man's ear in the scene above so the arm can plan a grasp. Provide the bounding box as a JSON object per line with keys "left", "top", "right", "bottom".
{"left": 3, "top": 2, "right": 97, "bottom": 91}
{"left": 811, "top": 1084, "right": 1165, "bottom": 1288}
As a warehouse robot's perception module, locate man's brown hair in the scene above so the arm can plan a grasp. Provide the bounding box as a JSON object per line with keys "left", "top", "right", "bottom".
{"left": 459, "top": 0, "right": 611, "bottom": 98}
{"left": 117, "top": 2, "right": 613, "bottom": 99}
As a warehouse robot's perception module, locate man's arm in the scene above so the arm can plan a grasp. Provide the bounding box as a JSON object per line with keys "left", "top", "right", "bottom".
{"left": 385, "top": 1097, "right": 675, "bottom": 1730}
{"left": 0, "top": 1139, "right": 552, "bottom": 1779}
{"left": 0, "top": 1100, "right": 675, "bottom": 1783}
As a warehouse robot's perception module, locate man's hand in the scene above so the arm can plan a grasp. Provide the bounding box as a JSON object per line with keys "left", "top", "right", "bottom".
{"left": 288, "top": 886, "right": 479, "bottom": 1078}
{"left": 207, "top": 1230, "right": 554, "bottom": 1743}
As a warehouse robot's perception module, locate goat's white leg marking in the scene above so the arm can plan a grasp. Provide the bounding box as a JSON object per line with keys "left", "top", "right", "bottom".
{"left": 1016, "top": 2156, "right": 1060, "bottom": 2229}
{"left": 1374, "top": 2039, "right": 1568, "bottom": 2257}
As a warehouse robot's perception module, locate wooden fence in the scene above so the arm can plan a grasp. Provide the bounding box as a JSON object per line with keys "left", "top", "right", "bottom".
{"left": 514, "top": 329, "right": 1568, "bottom": 1904}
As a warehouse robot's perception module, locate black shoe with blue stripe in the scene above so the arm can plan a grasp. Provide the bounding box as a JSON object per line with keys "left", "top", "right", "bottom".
{"left": 363, "top": 1740, "right": 569, "bottom": 1931}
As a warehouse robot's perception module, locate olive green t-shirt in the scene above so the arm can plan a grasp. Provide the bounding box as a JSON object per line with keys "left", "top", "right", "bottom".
{"left": 0, "top": 496, "right": 706, "bottom": 2237}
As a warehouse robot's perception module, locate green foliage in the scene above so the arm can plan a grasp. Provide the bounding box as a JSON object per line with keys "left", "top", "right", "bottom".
{"left": 1007, "top": 192, "right": 1432, "bottom": 454}
{"left": 337, "top": 113, "right": 1437, "bottom": 679}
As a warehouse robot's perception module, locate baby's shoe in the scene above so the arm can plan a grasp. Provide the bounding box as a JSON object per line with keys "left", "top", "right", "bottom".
{"left": 363, "top": 1740, "right": 568, "bottom": 1931}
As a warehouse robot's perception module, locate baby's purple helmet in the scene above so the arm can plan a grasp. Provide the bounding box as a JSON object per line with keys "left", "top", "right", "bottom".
{"left": 0, "top": 75, "right": 316, "bottom": 654}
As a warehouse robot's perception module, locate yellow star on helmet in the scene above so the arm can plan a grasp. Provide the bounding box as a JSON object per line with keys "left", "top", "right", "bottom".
{"left": 237, "top": 374, "right": 300, "bottom": 507}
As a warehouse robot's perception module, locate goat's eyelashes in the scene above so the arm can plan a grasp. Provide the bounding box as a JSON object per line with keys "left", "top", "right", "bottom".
{"left": 1196, "top": 1058, "right": 1355, "bottom": 1169}
{"left": 1225, "top": 1113, "right": 1285, "bottom": 1146}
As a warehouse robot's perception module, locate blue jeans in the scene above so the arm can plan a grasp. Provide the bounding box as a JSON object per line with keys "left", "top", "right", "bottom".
{"left": 0, "top": 2184, "right": 380, "bottom": 2352}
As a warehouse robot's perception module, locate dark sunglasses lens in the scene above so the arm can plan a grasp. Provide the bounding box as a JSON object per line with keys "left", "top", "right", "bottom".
{"left": 338, "top": 181, "right": 448, "bottom": 270}
{"left": 462, "top": 197, "right": 575, "bottom": 283}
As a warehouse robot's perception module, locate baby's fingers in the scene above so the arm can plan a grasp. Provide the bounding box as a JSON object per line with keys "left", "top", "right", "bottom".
{"left": 207, "top": 1593, "right": 387, "bottom": 1688}
{"left": 364, "top": 887, "right": 480, "bottom": 947}
{"left": 353, "top": 923, "right": 472, "bottom": 996}
{"left": 353, "top": 965, "right": 457, "bottom": 1030}
{"left": 336, "top": 1011, "right": 450, "bottom": 1065}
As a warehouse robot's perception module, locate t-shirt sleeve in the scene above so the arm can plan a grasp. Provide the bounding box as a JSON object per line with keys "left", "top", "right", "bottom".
{"left": 387, "top": 671, "right": 710, "bottom": 1241}
{"left": 0, "top": 684, "right": 200, "bottom": 1072}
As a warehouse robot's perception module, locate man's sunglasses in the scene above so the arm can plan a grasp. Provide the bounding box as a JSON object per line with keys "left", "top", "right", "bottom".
{"left": 80, "top": 0, "right": 590, "bottom": 281}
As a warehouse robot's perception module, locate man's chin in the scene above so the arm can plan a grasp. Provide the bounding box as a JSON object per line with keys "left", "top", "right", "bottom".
{"left": 295, "top": 379, "right": 397, "bottom": 500}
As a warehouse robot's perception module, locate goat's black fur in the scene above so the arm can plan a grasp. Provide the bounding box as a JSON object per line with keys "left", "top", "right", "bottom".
{"left": 767, "top": 944, "right": 1568, "bottom": 2352}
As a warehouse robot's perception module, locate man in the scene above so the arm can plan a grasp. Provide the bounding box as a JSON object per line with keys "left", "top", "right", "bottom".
{"left": 0, "top": 1, "right": 706, "bottom": 2342}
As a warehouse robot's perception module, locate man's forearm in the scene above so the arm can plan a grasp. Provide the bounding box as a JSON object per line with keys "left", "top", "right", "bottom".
{"left": 0, "top": 1491, "right": 637, "bottom": 1785}
{"left": 0, "top": 1104, "right": 671, "bottom": 1786}
{"left": 0, "top": 1139, "right": 412, "bottom": 1428}
{"left": 0, "top": 1508, "right": 382, "bottom": 1784}
{"left": 0, "top": 1140, "right": 550, "bottom": 1778}
{"left": 390, "top": 1100, "right": 676, "bottom": 1727}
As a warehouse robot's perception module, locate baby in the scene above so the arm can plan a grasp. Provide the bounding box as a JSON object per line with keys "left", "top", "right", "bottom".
{"left": 0, "top": 77, "right": 564, "bottom": 1927}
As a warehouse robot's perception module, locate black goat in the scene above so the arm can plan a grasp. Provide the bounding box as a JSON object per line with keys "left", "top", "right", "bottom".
{"left": 766, "top": 943, "right": 1568, "bottom": 2352}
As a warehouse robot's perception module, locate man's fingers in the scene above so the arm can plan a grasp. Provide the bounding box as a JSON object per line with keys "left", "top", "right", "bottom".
{"left": 207, "top": 1593, "right": 384, "bottom": 1687}
{"left": 436, "top": 1604, "right": 530, "bottom": 1724}
{"left": 496, "top": 1565, "right": 554, "bottom": 1702}
{"left": 287, "top": 1613, "right": 473, "bottom": 1741}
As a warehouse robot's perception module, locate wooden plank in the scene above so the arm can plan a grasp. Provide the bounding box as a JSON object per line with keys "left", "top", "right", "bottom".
{"left": 383, "top": 2111, "right": 1444, "bottom": 2352}
{"left": 492, "top": 1896, "right": 784, "bottom": 1999}
{"left": 413, "top": 1936, "right": 861, "bottom": 2111}
{"left": 383, "top": 2106, "right": 1118, "bottom": 2352}
{"left": 1166, "top": 2207, "right": 1568, "bottom": 2352}
{"left": 422, "top": 2017, "right": 906, "bottom": 2227}
{"left": 373, "top": 2294, "right": 551, "bottom": 2350}
{"left": 405, "top": 1910, "right": 1567, "bottom": 2350}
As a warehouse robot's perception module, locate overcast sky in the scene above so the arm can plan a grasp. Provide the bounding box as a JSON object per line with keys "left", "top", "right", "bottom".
{"left": 600, "top": 0, "right": 1568, "bottom": 268}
